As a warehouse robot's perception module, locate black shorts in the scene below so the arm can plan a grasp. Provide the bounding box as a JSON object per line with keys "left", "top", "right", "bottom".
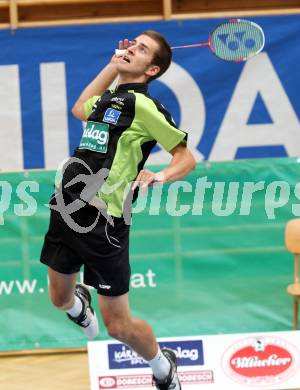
{"left": 40, "top": 204, "right": 131, "bottom": 296}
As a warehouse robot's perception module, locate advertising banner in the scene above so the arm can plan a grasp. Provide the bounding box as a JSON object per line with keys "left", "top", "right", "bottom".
{"left": 1, "top": 15, "right": 300, "bottom": 170}
{"left": 1, "top": 158, "right": 299, "bottom": 351}
{"left": 88, "top": 332, "right": 300, "bottom": 390}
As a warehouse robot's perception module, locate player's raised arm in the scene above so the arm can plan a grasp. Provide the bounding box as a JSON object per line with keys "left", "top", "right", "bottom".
{"left": 72, "top": 39, "right": 130, "bottom": 121}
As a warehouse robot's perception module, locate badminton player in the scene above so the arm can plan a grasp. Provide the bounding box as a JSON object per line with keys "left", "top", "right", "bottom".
{"left": 40, "top": 30, "right": 196, "bottom": 390}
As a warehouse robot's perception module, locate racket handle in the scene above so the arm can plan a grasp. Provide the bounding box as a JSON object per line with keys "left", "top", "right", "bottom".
{"left": 171, "top": 42, "right": 209, "bottom": 49}
{"left": 115, "top": 49, "right": 126, "bottom": 57}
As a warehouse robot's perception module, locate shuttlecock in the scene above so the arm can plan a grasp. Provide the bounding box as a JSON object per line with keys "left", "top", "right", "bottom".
{"left": 115, "top": 49, "right": 126, "bottom": 57}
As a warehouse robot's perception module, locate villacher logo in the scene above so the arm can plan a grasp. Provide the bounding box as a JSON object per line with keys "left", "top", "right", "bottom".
{"left": 222, "top": 335, "right": 300, "bottom": 386}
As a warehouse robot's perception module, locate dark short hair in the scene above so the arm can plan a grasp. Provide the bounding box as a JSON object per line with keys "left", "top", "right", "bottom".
{"left": 141, "top": 30, "right": 172, "bottom": 83}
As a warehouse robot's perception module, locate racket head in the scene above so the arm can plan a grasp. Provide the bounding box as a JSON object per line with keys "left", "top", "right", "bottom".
{"left": 209, "top": 19, "right": 265, "bottom": 62}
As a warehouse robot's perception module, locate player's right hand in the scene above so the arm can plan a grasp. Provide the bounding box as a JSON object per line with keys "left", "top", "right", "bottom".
{"left": 111, "top": 39, "right": 132, "bottom": 64}
{"left": 118, "top": 38, "right": 131, "bottom": 51}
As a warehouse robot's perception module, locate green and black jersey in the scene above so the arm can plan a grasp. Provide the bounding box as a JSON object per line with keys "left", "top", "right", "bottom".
{"left": 73, "top": 82, "right": 187, "bottom": 217}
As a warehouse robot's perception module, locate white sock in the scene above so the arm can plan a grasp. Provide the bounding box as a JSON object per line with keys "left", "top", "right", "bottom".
{"left": 148, "top": 347, "right": 171, "bottom": 381}
{"left": 66, "top": 296, "right": 83, "bottom": 318}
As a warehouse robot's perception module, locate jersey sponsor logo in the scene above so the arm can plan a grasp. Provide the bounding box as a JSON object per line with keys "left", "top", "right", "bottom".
{"left": 108, "top": 340, "right": 204, "bottom": 369}
{"left": 99, "top": 284, "right": 111, "bottom": 290}
{"left": 79, "top": 121, "right": 109, "bottom": 153}
{"left": 111, "top": 104, "right": 122, "bottom": 110}
{"left": 111, "top": 97, "right": 125, "bottom": 106}
{"left": 103, "top": 108, "right": 121, "bottom": 125}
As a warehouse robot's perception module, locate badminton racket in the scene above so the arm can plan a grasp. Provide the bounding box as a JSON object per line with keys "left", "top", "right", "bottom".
{"left": 171, "top": 19, "right": 265, "bottom": 62}
{"left": 115, "top": 19, "right": 265, "bottom": 62}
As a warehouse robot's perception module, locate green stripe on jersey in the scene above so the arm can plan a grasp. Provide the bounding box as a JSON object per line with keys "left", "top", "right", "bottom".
{"left": 133, "top": 93, "right": 187, "bottom": 152}
{"left": 84, "top": 96, "right": 101, "bottom": 118}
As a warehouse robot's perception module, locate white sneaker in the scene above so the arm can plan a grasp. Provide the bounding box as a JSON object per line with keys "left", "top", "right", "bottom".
{"left": 153, "top": 348, "right": 181, "bottom": 390}
{"left": 67, "top": 284, "right": 99, "bottom": 339}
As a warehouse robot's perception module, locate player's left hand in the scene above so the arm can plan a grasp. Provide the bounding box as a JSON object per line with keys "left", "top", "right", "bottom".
{"left": 132, "top": 170, "right": 165, "bottom": 193}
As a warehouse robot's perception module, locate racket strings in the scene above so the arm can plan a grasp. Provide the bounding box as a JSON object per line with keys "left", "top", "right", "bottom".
{"left": 211, "top": 20, "right": 265, "bottom": 61}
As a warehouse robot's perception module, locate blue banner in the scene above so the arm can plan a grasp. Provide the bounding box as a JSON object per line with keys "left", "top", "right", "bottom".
{"left": 107, "top": 340, "right": 204, "bottom": 369}
{"left": 1, "top": 15, "right": 300, "bottom": 170}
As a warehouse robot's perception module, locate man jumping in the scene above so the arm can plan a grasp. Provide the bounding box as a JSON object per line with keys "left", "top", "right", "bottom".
{"left": 40, "top": 31, "right": 196, "bottom": 390}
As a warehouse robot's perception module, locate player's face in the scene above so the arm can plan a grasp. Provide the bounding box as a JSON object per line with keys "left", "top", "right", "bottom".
{"left": 117, "top": 34, "right": 160, "bottom": 81}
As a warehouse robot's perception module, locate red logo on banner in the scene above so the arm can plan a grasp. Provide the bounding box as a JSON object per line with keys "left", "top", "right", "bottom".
{"left": 98, "top": 371, "right": 213, "bottom": 389}
{"left": 230, "top": 345, "right": 292, "bottom": 377}
{"left": 222, "top": 336, "right": 300, "bottom": 386}
{"left": 99, "top": 376, "right": 117, "bottom": 389}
